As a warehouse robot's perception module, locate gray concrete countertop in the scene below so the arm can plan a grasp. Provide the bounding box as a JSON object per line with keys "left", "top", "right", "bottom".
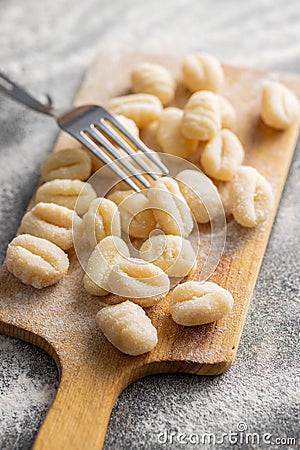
{"left": 0, "top": 0, "right": 299, "bottom": 448}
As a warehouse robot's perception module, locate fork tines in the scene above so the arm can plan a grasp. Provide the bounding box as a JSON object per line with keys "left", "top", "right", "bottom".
{"left": 76, "top": 106, "right": 168, "bottom": 192}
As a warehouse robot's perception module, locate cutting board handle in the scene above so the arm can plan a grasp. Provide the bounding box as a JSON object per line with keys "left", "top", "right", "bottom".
{"left": 32, "top": 365, "right": 128, "bottom": 450}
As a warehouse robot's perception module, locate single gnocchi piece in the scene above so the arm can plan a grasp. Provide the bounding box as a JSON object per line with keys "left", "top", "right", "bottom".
{"left": 35, "top": 179, "right": 97, "bottom": 216}
{"left": 177, "top": 169, "right": 222, "bottom": 223}
{"left": 108, "top": 190, "right": 156, "bottom": 239}
{"left": 261, "top": 81, "right": 300, "bottom": 130}
{"left": 5, "top": 234, "right": 69, "bottom": 289}
{"left": 82, "top": 197, "right": 121, "bottom": 247}
{"left": 140, "top": 234, "right": 196, "bottom": 278}
{"left": 228, "top": 166, "right": 274, "bottom": 227}
{"left": 182, "top": 53, "right": 224, "bottom": 93}
{"left": 41, "top": 148, "right": 92, "bottom": 182}
{"left": 201, "top": 129, "right": 244, "bottom": 181}
{"left": 83, "top": 236, "right": 130, "bottom": 296}
{"left": 218, "top": 95, "right": 236, "bottom": 129}
{"left": 148, "top": 177, "right": 194, "bottom": 238}
{"left": 181, "top": 91, "right": 221, "bottom": 141}
{"left": 19, "top": 202, "right": 80, "bottom": 250}
{"left": 157, "top": 107, "right": 197, "bottom": 159}
{"left": 105, "top": 93, "right": 163, "bottom": 128}
{"left": 170, "top": 281, "right": 234, "bottom": 326}
{"left": 131, "top": 62, "right": 175, "bottom": 106}
{"left": 96, "top": 301, "right": 158, "bottom": 356}
{"left": 107, "top": 257, "right": 170, "bottom": 307}
{"left": 114, "top": 114, "right": 140, "bottom": 137}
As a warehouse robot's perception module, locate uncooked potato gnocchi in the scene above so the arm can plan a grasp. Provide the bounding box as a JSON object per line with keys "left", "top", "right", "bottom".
{"left": 218, "top": 95, "right": 236, "bottom": 129}
{"left": 139, "top": 234, "right": 196, "bottom": 277}
{"left": 177, "top": 169, "right": 221, "bottom": 223}
{"left": 107, "top": 257, "right": 170, "bottom": 307}
{"left": 20, "top": 202, "right": 80, "bottom": 250}
{"left": 261, "top": 81, "right": 300, "bottom": 130}
{"left": 228, "top": 166, "right": 274, "bottom": 227}
{"left": 108, "top": 190, "right": 156, "bottom": 239}
{"left": 41, "top": 148, "right": 92, "bottom": 182}
{"left": 35, "top": 179, "right": 97, "bottom": 216}
{"left": 182, "top": 53, "right": 224, "bottom": 93}
{"left": 5, "top": 234, "right": 69, "bottom": 289}
{"left": 181, "top": 91, "right": 221, "bottom": 141}
{"left": 201, "top": 129, "right": 244, "bottom": 181}
{"left": 82, "top": 197, "right": 121, "bottom": 247}
{"left": 131, "top": 62, "right": 175, "bottom": 106}
{"left": 105, "top": 93, "right": 163, "bottom": 128}
{"left": 157, "top": 107, "right": 197, "bottom": 159}
{"left": 83, "top": 236, "right": 130, "bottom": 296}
{"left": 114, "top": 114, "right": 140, "bottom": 137}
{"left": 170, "top": 281, "right": 234, "bottom": 326}
{"left": 148, "top": 177, "right": 194, "bottom": 238}
{"left": 96, "top": 301, "right": 158, "bottom": 355}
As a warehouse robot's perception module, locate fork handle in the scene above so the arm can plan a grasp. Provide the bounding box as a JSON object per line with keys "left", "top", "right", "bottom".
{"left": 0, "top": 71, "right": 54, "bottom": 116}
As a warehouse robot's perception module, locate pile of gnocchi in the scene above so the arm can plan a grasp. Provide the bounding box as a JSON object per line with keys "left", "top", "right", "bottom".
{"left": 5, "top": 52, "right": 300, "bottom": 356}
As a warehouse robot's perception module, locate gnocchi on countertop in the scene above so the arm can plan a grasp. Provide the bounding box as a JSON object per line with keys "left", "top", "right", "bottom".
{"left": 6, "top": 50, "right": 294, "bottom": 356}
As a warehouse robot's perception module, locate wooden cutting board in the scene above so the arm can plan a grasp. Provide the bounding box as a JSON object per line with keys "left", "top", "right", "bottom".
{"left": 0, "top": 50, "right": 300, "bottom": 450}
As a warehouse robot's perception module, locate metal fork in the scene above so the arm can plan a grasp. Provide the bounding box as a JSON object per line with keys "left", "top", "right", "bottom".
{"left": 0, "top": 71, "right": 169, "bottom": 191}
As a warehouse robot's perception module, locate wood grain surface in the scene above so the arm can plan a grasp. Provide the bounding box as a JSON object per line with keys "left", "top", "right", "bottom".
{"left": 0, "top": 50, "right": 299, "bottom": 449}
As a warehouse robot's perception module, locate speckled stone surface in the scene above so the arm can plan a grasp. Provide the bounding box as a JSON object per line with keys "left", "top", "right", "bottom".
{"left": 0, "top": 1, "right": 300, "bottom": 449}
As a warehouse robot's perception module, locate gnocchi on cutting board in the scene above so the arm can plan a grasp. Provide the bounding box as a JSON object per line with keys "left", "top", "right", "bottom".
{"left": 96, "top": 301, "right": 158, "bottom": 356}
{"left": 131, "top": 62, "right": 175, "bottom": 106}
{"left": 35, "top": 178, "right": 97, "bottom": 216}
{"left": 1, "top": 48, "right": 300, "bottom": 450}
{"left": 19, "top": 202, "right": 79, "bottom": 251}
{"left": 5, "top": 234, "right": 69, "bottom": 289}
